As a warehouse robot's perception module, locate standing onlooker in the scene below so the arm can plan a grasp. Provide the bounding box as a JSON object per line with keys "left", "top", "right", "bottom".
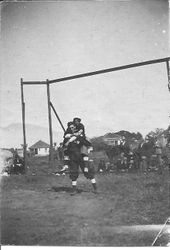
{"left": 155, "top": 141, "right": 163, "bottom": 174}
{"left": 165, "top": 125, "right": 170, "bottom": 172}
{"left": 137, "top": 136, "right": 155, "bottom": 173}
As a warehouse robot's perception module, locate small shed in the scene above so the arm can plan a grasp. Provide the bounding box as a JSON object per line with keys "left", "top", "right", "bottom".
{"left": 29, "top": 140, "right": 50, "bottom": 156}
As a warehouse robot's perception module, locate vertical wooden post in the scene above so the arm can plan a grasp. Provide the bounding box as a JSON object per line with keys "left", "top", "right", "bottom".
{"left": 21, "top": 78, "right": 27, "bottom": 172}
{"left": 166, "top": 60, "right": 170, "bottom": 92}
{"left": 46, "top": 80, "right": 54, "bottom": 167}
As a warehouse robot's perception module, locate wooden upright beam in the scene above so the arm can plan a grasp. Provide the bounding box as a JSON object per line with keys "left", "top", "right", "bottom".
{"left": 166, "top": 60, "right": 170, "bottom": 92}
{"left": 21, "top": 78, "right": 27, "bottom": 172}
{"left": 46, "top": 80, "right": 54, "bottom": 167}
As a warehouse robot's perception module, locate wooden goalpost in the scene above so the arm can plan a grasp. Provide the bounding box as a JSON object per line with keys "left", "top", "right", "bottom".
{"left": 21, "top": 57, "right": 170, "bottom": 170}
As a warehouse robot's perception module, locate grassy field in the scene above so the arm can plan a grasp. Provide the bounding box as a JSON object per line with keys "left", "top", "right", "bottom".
{"left": 1, "top": 158, "right": 170, "bottom": 246}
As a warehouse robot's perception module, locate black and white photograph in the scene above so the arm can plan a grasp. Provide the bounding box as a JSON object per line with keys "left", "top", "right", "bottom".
{"left": 0, "top": 0, "right": 170, "bottom": 247}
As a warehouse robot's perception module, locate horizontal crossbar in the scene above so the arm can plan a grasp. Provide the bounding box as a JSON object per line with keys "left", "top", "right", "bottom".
{"left": 22, "top": 81, "right": 47, "bottom": 85}
{"left": 22, "top": 57, "right": 170, "bottom": 85}
{"left": 49, "top": 57, "right": 170, "bottom": 84}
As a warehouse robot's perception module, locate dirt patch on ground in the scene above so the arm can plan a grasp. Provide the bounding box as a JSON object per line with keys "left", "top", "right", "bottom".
{"left": 1, "top": 171, "right": 170, "bottom": 246}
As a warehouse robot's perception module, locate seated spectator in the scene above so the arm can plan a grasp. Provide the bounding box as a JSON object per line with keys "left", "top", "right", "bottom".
{"left": 12, "top": 150, "right": 24, "bottom": 174}
{"left": 98, "top": 159, "right": 106, "bottom": 172}
{"left": 128, "top": 151, "right": 135, "bottom": 170}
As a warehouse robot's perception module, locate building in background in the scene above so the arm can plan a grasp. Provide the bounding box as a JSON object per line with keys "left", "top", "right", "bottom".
{"left": 29, "top": 140, "right": 50, "bottom": 156}
{"left": 103, "top": 133, "right": 123, "bottom": 146}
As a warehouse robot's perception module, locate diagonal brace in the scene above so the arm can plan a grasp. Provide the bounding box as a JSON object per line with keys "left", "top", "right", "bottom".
{"left": 50, "top": 102, "right": 66, "bottom": 133}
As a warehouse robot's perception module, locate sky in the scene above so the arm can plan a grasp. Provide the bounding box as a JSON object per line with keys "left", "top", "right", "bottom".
{"left": 0, "top": 0, "right": 170, "bottom": 146}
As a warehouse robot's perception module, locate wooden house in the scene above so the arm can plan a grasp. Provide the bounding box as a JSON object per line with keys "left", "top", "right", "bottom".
{"left": 29, "top": 140, "right": 50, "bottom": 156}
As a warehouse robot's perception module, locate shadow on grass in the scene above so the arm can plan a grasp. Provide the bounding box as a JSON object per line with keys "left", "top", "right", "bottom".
{"left": 49, "top": 186, "right": 85, "bottom": 193}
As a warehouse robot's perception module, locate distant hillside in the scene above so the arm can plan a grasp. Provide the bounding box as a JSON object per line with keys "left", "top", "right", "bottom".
{"left": 0, "top": 123, "right": 63, "bottom": 148}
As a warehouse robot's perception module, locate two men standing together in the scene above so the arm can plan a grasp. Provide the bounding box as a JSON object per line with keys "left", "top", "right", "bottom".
{"left": 62, "top": 117, "right": 97, "bottom": 195}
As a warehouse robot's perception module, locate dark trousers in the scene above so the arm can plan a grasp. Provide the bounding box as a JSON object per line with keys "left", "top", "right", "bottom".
{"left": 79, "top": 159, "right": 94, "bottom": 180}
{"left": 68, "top": 149, "right": 94, "bottom": 181}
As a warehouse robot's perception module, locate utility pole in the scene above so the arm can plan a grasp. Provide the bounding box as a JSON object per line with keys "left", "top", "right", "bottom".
{"left": 46, "top": 80, "right": 54, "bottom": 168}
{"left": 166, "top": 60, "right": 170, "bottom": 92}
{"left": 21, "top": 78, "right": 27, "bottom": 172}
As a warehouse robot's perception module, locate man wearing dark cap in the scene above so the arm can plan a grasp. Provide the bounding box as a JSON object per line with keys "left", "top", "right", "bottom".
{"left": 73, "top": 117, "right": 85, "bottom": 137}
{"left": 73, "top": 117, "right": 91, "bottom": 146}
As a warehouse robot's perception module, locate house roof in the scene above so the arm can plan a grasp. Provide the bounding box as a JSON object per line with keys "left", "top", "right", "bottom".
{"left": 104, "top": 133, "right": 123, "bottom": 139}
{"left": 29, "top": 140, "right": 50, "bottom": 149}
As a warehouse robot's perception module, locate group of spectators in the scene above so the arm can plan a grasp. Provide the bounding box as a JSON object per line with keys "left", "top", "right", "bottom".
{"left": 2, "top": 148, "right": 25, "bottom": 175}
{"left": 98, "top": 132, "right": 170, "bottom": 174}
{"left": 56, "top": 123, "right": 170, "bottom": 176}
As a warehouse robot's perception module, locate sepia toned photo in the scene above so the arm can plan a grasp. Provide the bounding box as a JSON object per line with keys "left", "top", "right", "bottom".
{"left": 0, "top": 0, "right": 170, "bottom": 247}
